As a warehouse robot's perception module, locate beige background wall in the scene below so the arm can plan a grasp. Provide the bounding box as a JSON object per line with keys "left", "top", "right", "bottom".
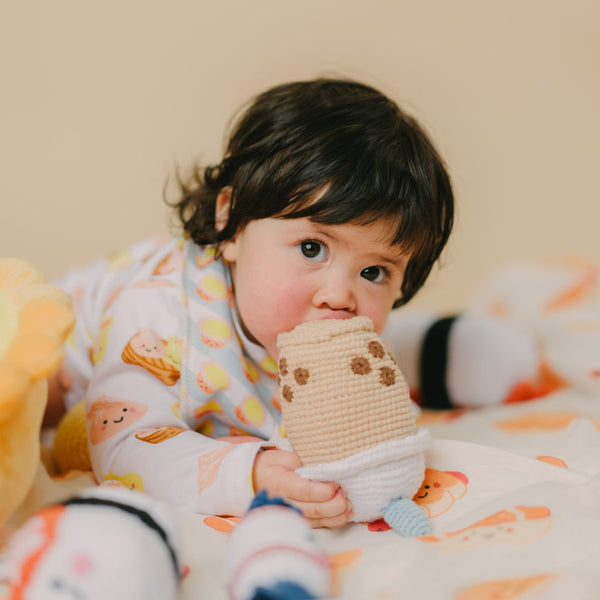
{"left": 2, "top": 0, "right": 598, "bottom": 312}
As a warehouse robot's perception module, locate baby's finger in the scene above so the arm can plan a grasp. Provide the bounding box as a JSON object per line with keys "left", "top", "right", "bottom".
{"left": 305, "top": 503, "right": 354, "bottom": 530}
{"left": 291, "top": 488, "right": 351, "bottom": 522}
{"left": 276, "top": 469, "right": 339, "bottom": 503}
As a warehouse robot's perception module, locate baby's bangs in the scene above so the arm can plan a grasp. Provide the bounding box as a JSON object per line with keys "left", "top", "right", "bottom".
{"left": 278, "top": 176, "right": 432, "bottom": 254}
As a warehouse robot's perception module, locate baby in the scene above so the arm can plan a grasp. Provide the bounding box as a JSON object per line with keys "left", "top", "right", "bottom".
{"left": 49, "top": 77, "right": 454, "bottom": 528}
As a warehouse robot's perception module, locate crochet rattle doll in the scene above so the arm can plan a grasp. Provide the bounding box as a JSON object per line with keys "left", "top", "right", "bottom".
{"left": 3, "top": 486, "right": 182, "bottom": 599}
{"left": 277, "top": 316, "right": 431, "bottom": 536}
{"left": 225, "top": 490, "right": 332, "bottom": 600}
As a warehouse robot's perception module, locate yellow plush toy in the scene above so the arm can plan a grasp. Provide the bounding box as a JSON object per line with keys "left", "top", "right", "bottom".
{"left": 53, "top": 398, "right": 92, "bottom": 472}
{"left": 0, "top": 258, "right": 74, "bottom": 527}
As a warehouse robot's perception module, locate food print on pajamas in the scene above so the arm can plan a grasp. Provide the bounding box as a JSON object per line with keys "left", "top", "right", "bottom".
{"left": 57, "top": 236, "right": 282, "bottom": 517}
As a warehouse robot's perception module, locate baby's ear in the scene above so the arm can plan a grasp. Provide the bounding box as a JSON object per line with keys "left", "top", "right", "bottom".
{"left": 215, "top": 187, "right": 239, "bottom": 263}
{"left": 215, "top": 187, "right": 233, "bottom": 233}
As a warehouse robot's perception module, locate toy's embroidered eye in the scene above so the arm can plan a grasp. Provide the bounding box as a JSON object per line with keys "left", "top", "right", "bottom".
{"left": 360, "top": 266, "right": 386, "bottom": 283}
{"left": 300, "top": 240, "right": 326, "bottom": 261}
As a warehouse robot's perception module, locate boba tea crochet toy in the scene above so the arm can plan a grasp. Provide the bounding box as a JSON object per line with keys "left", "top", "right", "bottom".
{"left": 277, "top": 316, "right": 431, "bottom": 536}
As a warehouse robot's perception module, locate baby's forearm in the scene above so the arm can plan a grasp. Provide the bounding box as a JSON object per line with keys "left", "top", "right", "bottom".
{"left": 92, "top": 427, "right": 266, "bottom": 517}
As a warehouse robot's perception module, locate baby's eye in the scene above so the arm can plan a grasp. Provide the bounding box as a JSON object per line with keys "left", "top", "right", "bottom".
{"left": 300, "top": 240, "right": 326, "bottom": 261}
{"left": 361, "top": 266, "right": 386, "bottom": 283}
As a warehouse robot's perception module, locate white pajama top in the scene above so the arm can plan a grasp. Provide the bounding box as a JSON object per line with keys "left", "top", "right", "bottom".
{"left": 56, "top": 236, "right": 281, "bottom": 516}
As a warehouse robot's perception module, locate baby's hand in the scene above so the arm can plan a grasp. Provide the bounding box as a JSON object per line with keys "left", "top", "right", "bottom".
{"left": 252, "top": 449, "right": 352, "bottom": 529}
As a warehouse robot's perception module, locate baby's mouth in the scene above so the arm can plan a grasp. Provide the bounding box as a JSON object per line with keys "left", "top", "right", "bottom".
{"left": 316, "top": 311, "right": 354, "bottom": 320}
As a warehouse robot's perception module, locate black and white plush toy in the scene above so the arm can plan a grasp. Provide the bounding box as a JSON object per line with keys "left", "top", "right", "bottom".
{"left": 384, "top": 309, "right": 548, "bottom": 409}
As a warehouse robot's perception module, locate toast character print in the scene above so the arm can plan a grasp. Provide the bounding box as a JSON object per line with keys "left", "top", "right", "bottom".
{"left": 121, "top": 329, "right": 181, "bottom": 386}
{"left": 277, "top": 316, "right": 431, "bottom": 536}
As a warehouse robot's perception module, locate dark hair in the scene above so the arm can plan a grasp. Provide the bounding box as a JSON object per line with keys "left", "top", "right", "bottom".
{"left": 169, "top": 78, "right": 453, "bottom": 307}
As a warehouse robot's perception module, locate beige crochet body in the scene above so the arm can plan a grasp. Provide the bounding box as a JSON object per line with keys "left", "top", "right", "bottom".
{"left": 277, "top": 316, "right": 417, "bottom": 466}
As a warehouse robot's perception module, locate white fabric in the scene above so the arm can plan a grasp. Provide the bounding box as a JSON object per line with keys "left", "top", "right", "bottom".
{"left": 297, "top": 428, "right": 431, "bottom": 522}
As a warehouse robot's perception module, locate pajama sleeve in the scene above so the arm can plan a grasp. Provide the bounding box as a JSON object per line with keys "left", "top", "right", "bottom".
{"left": 54, "top": 236, "right": 169, "bottom": 410}
{"left": 85, "top": 277, "right": 270, "bottom": 517}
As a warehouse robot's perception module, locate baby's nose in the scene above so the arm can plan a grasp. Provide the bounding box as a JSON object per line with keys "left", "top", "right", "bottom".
{"left": 312, "top": 277, "right": 357, "bottom": 312}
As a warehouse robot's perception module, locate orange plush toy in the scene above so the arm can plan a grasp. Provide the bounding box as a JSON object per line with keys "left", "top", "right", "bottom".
{"left": 0, "top": 258, "right": 74, "bottom": 528}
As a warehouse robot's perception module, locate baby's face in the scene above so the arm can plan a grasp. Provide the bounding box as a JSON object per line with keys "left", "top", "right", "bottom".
{"left": 221, "top": 215, "right": 409, "bottom": 360}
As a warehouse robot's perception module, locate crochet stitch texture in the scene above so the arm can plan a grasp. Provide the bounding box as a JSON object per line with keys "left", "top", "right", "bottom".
{"left": 278, "top": 316, "right": 417, "bottom": 465}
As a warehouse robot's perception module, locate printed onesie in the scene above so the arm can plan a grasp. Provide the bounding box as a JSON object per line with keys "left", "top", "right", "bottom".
{"left": 56, "top": 236, "right": 281, "bottom": 517}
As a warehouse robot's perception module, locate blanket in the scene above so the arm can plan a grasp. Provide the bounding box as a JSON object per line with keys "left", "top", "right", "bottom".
{"left": 1, "top": 257, "right": 599, "bottom": 599}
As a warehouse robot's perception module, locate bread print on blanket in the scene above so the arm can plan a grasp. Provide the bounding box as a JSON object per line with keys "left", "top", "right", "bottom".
{"left": 121, "top": 329, "right": 182, "bottom": 385}
{"left": 456, "top": 574, "right": 559, "bottom": 600}
{"left": 420, "top": 505, "right": 552, "bottom": 551}
{"left": 203, "top": 515, "right": 242, "bottom": 533}
{"left": 87, "top": 396, "right": 148, "bottom": 444}
{"left": 369, "top": 468, "right": 468, "bottom": 531}
{"left": 413, "top": 468, "right": 468, "bottom": 518}
{"left": 496, "top": 411, "right": 579, "bottom": 433}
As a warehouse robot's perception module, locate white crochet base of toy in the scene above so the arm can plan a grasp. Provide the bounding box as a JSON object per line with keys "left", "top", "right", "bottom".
{"left": 297, "top": 427, "right": 431, "bottom": 525}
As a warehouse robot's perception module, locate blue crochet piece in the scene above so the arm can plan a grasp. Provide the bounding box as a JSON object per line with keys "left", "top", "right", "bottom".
{"left": 248, "top": 490, "right": 302, "bottom": 516}
{"left": 252, "top": 581, "right": 319, "bottom": 600}
{"left": 382, "top": 497, "right": 431, "bottom": 536}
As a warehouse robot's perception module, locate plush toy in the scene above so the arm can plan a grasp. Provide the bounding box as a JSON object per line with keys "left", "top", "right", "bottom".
{"left": 277, "top": 316, "right": 431, "bottom": 536}
{"left": 52, "top": 399, "right": 92, "bottom": 473}
{"left": 383, "top": 309, "right": 560, "bottom": 409}
{"left": 225, "top": 490, "right": 332, "bottom": 600}
{"left": 0, "top": 258, "right": 74, "bottom": 528}
{"left": 3, "top": 485, "right": 182, "bottom": 599}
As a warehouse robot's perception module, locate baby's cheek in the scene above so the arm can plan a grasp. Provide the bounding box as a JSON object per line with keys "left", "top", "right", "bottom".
{"left": 259, "top": 286, "right": 309, "bottom": 358}
{"left": 275, "top": 284, "right": 307, "bottom": 314}
{"left": 273, "top": 285, "right": 311, "bottom": 329}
